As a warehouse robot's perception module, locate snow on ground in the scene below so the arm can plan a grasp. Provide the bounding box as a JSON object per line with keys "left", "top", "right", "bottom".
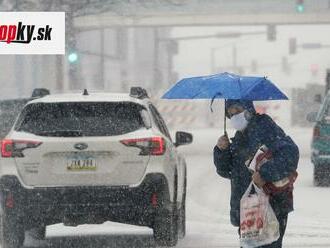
{"left": 180, "top": 155, "right": 330, "bottom": 248}
{"left": 24, "top": 127, "right": 330, "bottom": 248}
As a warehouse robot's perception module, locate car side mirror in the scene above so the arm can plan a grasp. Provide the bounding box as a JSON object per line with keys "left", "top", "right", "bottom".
{"left": 175, "top": 131, "right": 193, "bottom": 147}
{"left": 306, "top": 112, "right": 318, "bottom": 122}
{"left": 314, "top": 94, "right": 322, "bottom": 104}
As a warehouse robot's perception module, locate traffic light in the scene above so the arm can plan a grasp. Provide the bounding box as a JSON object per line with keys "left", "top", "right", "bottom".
{"left": 282, "top": 56, "right": 290, "bottom": 74}
{"left": 289, "top": 38, "right": 297, "bottom": 55}
{"left": 68, "top": 51, "right": 78, "bottom": 63}
{"left": 296, "top": 0, "right": 305, "bottom": 13}
{"left": 267, "top": 25, "right": 276, "bottom": 41}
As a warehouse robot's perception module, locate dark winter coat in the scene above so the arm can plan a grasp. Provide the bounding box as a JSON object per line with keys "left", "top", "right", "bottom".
{"left": 213, "top": 113, "right": 299, "bottom": 227}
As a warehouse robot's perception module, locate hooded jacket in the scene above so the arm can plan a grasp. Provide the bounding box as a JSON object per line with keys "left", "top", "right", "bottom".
{"left": 214, "top": 100, "right": 299, "bottom": 226}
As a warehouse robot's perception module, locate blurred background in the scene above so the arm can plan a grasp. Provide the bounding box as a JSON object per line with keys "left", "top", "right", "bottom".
{"left": 0, "top": 0, "right": 329, "bottom": 130}
{"left": 1, "top": 2, "right": 330, "bottom": 247}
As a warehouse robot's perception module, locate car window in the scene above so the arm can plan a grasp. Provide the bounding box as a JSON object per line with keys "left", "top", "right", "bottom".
{"left": 15, "top": 102, "right": 146, "bottom": 137}
{"left": 0, "top": 99, "right": 31, "bottom": 139}
{"left": 149, "top": 104, "right": 172, "bottom": 141}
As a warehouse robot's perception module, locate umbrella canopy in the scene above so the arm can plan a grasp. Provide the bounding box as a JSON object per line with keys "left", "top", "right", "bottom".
{"left": 162, "top": 72, "right": 288, "bottom": 101}
{"left": 161, "top": 72, "right": 288, "bottom": 134}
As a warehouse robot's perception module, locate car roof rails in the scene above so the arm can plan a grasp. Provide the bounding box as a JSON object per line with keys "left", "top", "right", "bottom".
{"left": 31, "top": 88, "right": 50, "bottom": 98}
{"left": 130, "top": 87, "right": 149, "bottom": 99}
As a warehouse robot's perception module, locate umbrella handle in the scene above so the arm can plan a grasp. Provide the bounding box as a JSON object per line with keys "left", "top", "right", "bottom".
{"left": 224, "top": 99, "right": 227, "bottom": 135}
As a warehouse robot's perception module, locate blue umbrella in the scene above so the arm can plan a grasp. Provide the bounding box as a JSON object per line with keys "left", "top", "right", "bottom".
{"left": 162, "top": 72, "right": 288, "bottom": 133}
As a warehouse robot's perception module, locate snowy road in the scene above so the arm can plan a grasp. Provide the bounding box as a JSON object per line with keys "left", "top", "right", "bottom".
{"left": 23, "top": 153, "right": 330, "bottom": 248}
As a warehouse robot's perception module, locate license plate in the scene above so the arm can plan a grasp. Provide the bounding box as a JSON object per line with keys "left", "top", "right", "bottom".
{"left": 67, "top": 157, "right": 97, "bottom": 171}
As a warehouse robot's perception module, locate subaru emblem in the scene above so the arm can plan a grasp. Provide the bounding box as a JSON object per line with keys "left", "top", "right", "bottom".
{"left": 74, "top": 143, "right": 88, "bottom": 150}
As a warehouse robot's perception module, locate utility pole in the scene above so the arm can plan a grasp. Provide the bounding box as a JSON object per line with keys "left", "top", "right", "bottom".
{"left": 289, "top": 38, "right": 297, "bottom": 55}
{"left": 14, "top": 56, "right": 24, "bottom": 97}
{"left": 232, "top": 45, "right": 237, "bottom": 73}
{"left": 100, "top": 28, "right": 105, "bottom": 89}
{"left": 251, "top": 60, "right": 258, "bottom": 73}
{"left": 281, "top": 56, "right": 290, "bottom": 74}
{"left": 55, "top": 56, "right": 64, "bottom": 91}
{"left": 267, "top": 24, "right": 276, "bottom": 41}
{"left": 154, "top": 28, "right": 162, "bottom": 88}
{"left": 211, "top": 47, "right": 216, "bottom": 73}
{"left": 66, "top": 6, "right": 79, "bottom": 90}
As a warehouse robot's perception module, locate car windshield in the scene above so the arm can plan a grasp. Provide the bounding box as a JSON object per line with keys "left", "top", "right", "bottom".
{"left": 15, "top": 102, "right": 145, "bottom": 137}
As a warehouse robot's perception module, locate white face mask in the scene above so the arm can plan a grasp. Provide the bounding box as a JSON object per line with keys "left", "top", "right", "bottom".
{"left": 230, "top": 111, "right": 249, "bottom": 131}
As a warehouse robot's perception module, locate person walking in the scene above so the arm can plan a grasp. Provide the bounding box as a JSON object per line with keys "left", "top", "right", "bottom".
{"left": 214, "top": 99, "right": 299, "bottom": 247}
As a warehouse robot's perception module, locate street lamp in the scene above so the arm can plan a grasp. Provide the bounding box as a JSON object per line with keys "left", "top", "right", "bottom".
{"left": 162, "top": 31, "right": 265, "bottom": 42}
{"left": 156, "top": 31, "right": 249, "bottom": 88}
{"left": 290, "top": 39, "right": 330, "bottom": 55}
{"left": 209, "top": 31, "right": 266, "bottom": 73}
{"left": 301, "top": 43, "right": 330, "bottom": 49}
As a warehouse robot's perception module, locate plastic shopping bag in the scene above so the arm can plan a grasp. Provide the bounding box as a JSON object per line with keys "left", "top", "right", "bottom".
{"left": 240, "top": 182, "right": 280, "bottom": 248}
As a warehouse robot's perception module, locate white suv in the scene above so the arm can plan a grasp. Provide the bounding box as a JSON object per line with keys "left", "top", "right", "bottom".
{"left": 0, "top": 88, "right": 192, "bottom": 248}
